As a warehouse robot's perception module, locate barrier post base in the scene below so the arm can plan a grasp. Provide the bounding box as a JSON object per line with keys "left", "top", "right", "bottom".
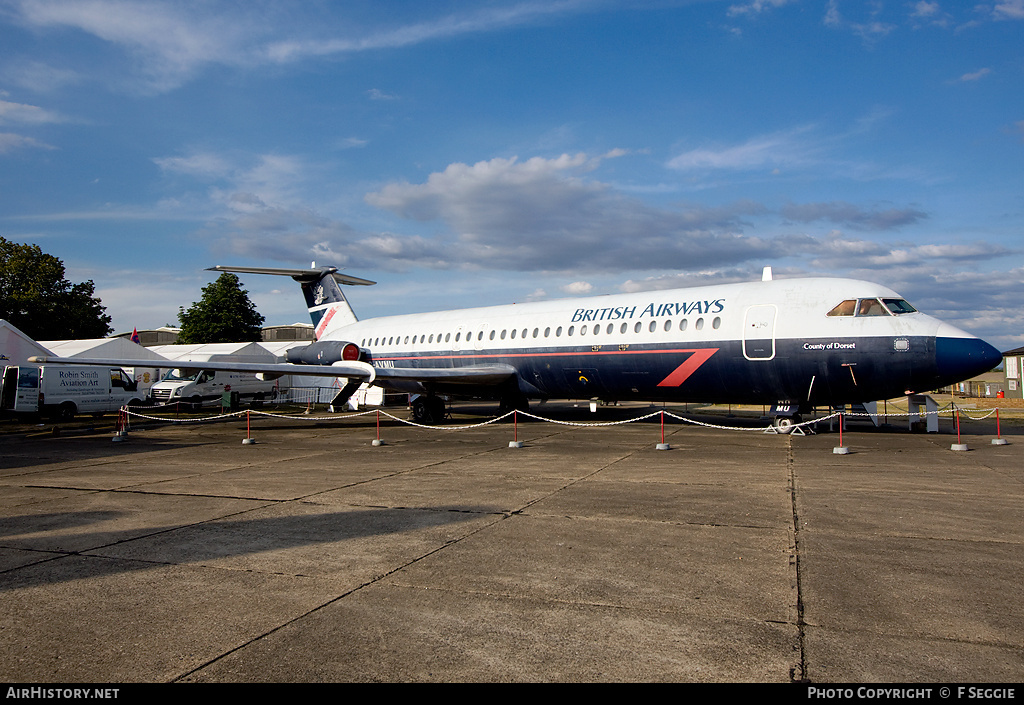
{"left": 655, "top": 443, "right": 670, "bottom": 450}
{"left": 992, "top": 438, "right": 1009, "bottom": 445}
{"left": 950, "top": 443, "right": 969, "bottom": 451}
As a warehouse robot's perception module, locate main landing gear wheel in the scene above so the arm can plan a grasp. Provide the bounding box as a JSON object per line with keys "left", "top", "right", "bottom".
{"left": 412, "top": 396, "right": 446, "bottom": 425}
{"left": 772, "top": 415, "right": 801, "bottom": 434}
{"left": 498, "top": 394, "right": 530, "bottom": 416}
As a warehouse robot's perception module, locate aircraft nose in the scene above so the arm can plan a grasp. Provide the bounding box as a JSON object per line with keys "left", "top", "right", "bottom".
{"left": 935, "top": 334, "right": 1002, "bottom": 382}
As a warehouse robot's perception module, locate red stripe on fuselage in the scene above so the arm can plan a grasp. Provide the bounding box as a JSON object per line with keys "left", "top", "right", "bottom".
{"left": 655, "top": 348, "right": 719, "bottom": 387}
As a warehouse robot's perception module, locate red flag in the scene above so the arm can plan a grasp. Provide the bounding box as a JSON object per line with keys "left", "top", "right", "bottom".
{"left": 130, "top": 328, "right": 140, "bottom": 345}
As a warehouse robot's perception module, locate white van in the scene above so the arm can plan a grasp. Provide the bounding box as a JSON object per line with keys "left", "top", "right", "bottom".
{"left": 1, "top": 365, "right": 144, "bottom": 420}
{"left": 148, "top": 368, "right": 277, "bottom": 408}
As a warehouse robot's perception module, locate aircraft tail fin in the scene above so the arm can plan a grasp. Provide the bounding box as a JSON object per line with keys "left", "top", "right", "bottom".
{"left": 207, "top": 265, "right": 375, "bottom": 340}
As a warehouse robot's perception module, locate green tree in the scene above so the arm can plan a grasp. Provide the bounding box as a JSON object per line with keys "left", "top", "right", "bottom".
{"left": 0, "top": 237, "right": 112, "bottom": 340}
{"left": 177, "top": 272, "right": 265, "bottom": 343}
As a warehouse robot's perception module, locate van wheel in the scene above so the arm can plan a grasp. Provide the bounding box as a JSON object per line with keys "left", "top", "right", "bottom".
{"left": 57, "top": 401, "right": 77, "bottom": 421}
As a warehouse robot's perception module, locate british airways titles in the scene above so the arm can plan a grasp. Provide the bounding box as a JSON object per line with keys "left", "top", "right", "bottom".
{"left": 571, "top": 298, "right": 726, "bottom": 323}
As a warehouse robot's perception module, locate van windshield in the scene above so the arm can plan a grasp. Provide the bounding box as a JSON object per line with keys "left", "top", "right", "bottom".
{"left": 163, "top": 368, "right": 200, "bottom": 382}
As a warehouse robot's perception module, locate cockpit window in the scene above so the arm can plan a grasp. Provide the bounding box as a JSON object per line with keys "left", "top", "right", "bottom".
{"left": 826, "top": 300, "right": 857, "bottom": 317}
{"left": 883, "top": 298, "right": 917, "bottom": 315}
{"left": 857, "top": 298, "right": 889, "bottom": 316}
{"left": 828, "top": 297, "right": 916, "bottom": 317}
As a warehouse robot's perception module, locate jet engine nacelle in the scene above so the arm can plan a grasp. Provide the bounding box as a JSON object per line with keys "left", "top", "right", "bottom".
{"left": 285, "top": 341, "right": 362, "bottom": 365}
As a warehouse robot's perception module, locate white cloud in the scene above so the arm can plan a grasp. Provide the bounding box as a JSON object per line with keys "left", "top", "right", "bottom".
{"left": 727, "top": 0, "right": 794, "bottom": 18}
{"left": 0, "top": 98, "right": 67, "bottom": 125}
{"left": 561, "top": 281, "right": 593, "bottom": 295}
{"left": 154, "top": 152, "right": 234, "bottom": 179}
{"left": 993, "top": 0, "right": 1024, "bottom": 20}
{"left": 366, "top": 153, "right": 787, "bottom": 273}
{"left": 0, "top": 131, "right": 55, "bottom": 153}
{"left": 823, "top": 0, "right": 897, "bottom": 42}
{"left": 7, "top": 0, "right": 266, "bottom": 91}
{"left": 780, "top": 201, "right": 928, "bottom": 230}
{"left": 262, "top": 1, "right": 592, "bottom": 63}
{"left": 4, "top": 0, "right": 601, "bottom": 92}
{"left": 666, "top": 126, "right": 817, "bottom": 172}
{"left": 957, "top": 68, "right": 991, "bottom": 82}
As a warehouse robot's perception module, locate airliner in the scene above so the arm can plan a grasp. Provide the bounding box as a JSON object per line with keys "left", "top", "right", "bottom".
{"left": 32, "top": 264, "right": 1002, "bottom": 430}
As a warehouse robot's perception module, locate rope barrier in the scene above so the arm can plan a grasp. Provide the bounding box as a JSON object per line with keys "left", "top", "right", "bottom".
{"left": 117, "top": 401, "right": 1013, "bottom": 436}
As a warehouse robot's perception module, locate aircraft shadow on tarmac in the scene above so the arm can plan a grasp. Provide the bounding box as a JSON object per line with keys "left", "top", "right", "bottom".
{"left": 0, "top": 505, "right": 491, "bottom": 591}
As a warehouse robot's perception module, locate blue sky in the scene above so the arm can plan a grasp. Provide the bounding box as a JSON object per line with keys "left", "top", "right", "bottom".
{"left": 1, "top": 0, "right": 1022, "bottom": 348}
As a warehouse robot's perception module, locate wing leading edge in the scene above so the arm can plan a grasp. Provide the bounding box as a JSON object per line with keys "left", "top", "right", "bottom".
{"left": 28, "top": 356, "right": 377, "bottom": 383}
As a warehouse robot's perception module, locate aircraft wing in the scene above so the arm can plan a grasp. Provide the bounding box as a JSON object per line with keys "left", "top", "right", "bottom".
{"left": 372, "top": 364, "right": 517, "bottom": 386}
{"left": 27, "top": 356, "right": 377, "bottom": 383}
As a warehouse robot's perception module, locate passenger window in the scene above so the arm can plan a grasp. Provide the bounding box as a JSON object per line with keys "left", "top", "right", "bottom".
{"left": 568, "top": 326, "right": 575, "bottom": 336}
{"left": 827, "top": 300, "right": 856, "bottom": 317}
{"left": 857, "top": 298, "right": 889, "bottom": 316}
{"left": 634, "top": 322, "right": 642, "bottom": 333}
{"left": 695, "top": 318, "right": 704, "bottom": 330}
{"left": 620, "top": 323, "right": 627, "bottom": 334}
{"left": 511, "top": 329, "right": 517, "bottom": 339}
{"left": 544, "top": 327, "right": 551, "bottom": 337}
{"left": 445, "top": 333, "right": 451, "bottom": 342}
{"left": 712, "top": 317, "right": 721, "bottom": 329}
{"left": 663, "top": 320, "right": 672, "bottom": 332}
{"left": 648, "top": 321, "right": 657, "bottom": 333}
{"left": 580, "top": 325, "right": 587, "bottom": 335}
{"left": 680, "top": 319, "right": 688, "bottom": 331}
{"left": 556, "top": 326, "right": 562, "bottom": 336}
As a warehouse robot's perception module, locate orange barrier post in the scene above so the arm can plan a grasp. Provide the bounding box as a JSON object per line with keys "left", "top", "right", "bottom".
{"left": 656, "top": 410, "right": 670, "bottom": 450}
{"left": 242, "top": 409, "right": 256, "bottom": 444}
{"left": 993, "top": 408, "right": 1008, "bottom": 445}
{"left": 509, "top": 409, "right": 524, "bottom": 448}
{"left": 833, "top": 412, "right": 849, "bottom": 454}
{"left": 951, "top": 406, "right": 968, "bottom": 451}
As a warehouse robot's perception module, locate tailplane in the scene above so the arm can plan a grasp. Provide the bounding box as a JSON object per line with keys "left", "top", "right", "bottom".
{"left": 207, "top": 265, "right": 375, "bottom": 340}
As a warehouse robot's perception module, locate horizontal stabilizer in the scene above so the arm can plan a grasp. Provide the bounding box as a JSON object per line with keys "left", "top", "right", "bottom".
{"left": 207, "top": 265, "right": 375, "bottom": 287}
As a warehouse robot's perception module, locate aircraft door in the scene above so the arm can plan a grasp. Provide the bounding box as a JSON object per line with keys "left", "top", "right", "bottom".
{"left": 743, "top": 304, "right": 777, "bottom": 360}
